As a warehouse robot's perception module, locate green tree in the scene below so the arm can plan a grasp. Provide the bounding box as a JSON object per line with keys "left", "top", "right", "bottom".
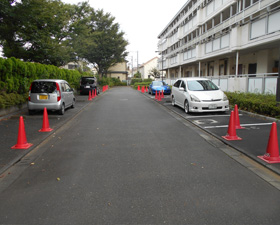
{"left": 134, "top": 71, "right": 141, "bottom": 78}
{"left": 149, "top": 67, "right": 160, "bottom": 78}
{"left": 78, "top": 9, "right": 129, "bottom": 77}
{"left": 0, "top": 0, "right": 75, "bottom": 66}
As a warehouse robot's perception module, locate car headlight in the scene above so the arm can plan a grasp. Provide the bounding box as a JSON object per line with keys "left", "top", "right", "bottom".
{"left": 223, "top": 93, "right": 228, "bottom": 101}
{"left": 190, "top": 94, "right": 200, "bottom": 102}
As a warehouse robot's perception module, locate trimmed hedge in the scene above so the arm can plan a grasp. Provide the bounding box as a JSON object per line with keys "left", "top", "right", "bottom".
{"left": 98, "top": 77, "right": 127, "bottom": 87}
{"left": 130, "top": 78, "right": 153, "bottom": 85}
{"left": 0, "top": 57, "right": 91, "bottom": 109}
{"left": 225, "top": 92, "right": 280, "bottom": 119}
{"left": 133, "top": 82, "right": 151, "bottom": 89}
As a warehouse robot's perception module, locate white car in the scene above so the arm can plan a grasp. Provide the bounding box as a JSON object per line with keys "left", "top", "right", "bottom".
{"left": 171, "top": 78, "right": 229, "bottom": 114}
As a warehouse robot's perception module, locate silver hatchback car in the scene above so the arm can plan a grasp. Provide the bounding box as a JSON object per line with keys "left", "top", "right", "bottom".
{"left": 28, "top": 79, "right": 75, "bottom": 115}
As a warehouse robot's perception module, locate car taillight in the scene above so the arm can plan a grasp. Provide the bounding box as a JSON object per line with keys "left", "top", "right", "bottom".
{"left": 28, "top": 83, "right": 32, "bottom": 101}
{"left": 56, "top": 82, "right": 61, "bottom": 102}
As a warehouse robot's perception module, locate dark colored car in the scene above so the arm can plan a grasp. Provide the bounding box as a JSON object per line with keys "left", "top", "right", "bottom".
{"left": 79, "top": 76, "right": 100, "bottom": 95}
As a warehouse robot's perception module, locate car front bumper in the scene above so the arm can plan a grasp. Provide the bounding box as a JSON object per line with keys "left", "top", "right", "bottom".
{"left": 189, "top": 101, "right": 229, "bottom": 113}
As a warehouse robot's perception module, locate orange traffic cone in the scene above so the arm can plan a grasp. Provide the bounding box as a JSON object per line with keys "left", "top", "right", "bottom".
{"left": 39, "top": 108, "right": 53, "bottom": 132}
{"left": 11, "top": 116, "right": 33, "bottom": 149}
{"left": 141, "top": 86, "right": 145, "bottom": 93}
{"left": 88, "top": 91, "right": 92, "bottom": 101}
{"left": 146, "top": 86, "right": 148, "bottom": 92}
{"left": 222, "top": 111, "right": 242, "bottom": 140}
{"left": 155, "top": 90, "right": 158, "bottom": 100}
{"left": 91, "top": 89, "right": 95, "bottom": 99}
{"left": 258, "top": 122, "right": 280, "bottom": 163}
{"left": 161, "top": 90, "right": 164, "bottom": 99}
{"left": 158, "top": 91, "right": 162, "bottom": 101}
{"left": 234, "top": 105, "right": 244, "bottom": 129}
{"left": 137, "top": 86, "right": 140, "bottom": 91}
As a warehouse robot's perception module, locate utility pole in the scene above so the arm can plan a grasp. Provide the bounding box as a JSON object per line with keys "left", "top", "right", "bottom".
{"left": 276, "top": 48, "right": 280, "bottom": 106}
{"left": 131, "top": 56, "right": 133, "bottom": 78}
{"left": 137, "top": 51, "right": 139, "bottom": 72}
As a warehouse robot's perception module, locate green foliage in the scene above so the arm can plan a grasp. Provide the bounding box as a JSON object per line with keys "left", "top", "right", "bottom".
{"left": 133, "top": 82, "right": 151, "bottom": 89}
{"left": 0, "top": 1, "right": 128, "bottom": 70}
{"left": 1, "top": 0, "right": 74, "bottom": 66}
{"left": 133, "top": 71, "right": 141, "bottom": 78}
{"left": 130, "top": 78, "right": 153, "bottom": 85}
{"left": 0, "top": 92, "right": 28, "bottom": 109}
{"left": 78, "top": 9, "right": 128, "bottom": 76}
{"left": 0, "top": 57, "right": 83, "bottom": 108}
{"left": 148, "top": 67, "right": 160, "bottom": 78}
{"left": 98, "top": 77, "right": 127, "bottom": 87}
{"left": 225, "top": 92, "right": 280, "bottom": 119}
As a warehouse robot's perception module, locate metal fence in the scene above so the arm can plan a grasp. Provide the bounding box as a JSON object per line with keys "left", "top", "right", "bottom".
{"left": 165, "top": 73, "right": 278, "bottom": 94}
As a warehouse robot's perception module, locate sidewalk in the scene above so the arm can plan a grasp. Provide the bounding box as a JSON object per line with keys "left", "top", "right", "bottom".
{"left": 142, "top": 91, "right": 280, "bottom": 176}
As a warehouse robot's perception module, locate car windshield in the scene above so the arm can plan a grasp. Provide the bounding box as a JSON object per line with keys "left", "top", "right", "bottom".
{"left": 31, "top": 82, "right": 57, "bottom": 93}
{"left": 81, "top": 78, "right": 95, "bottom": 85}
{"left": 187, "top": 80, "right": 219, "bottom": 91}
{"left": 153, "top": 81, "right": 166, "bottom": 86}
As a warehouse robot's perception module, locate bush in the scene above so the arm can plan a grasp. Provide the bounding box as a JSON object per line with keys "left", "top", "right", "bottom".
{"left": 225, "top": 92, "right": 280, "bottom": 119}
{"left": 0, "top": 92, "right": 28, "bottom": 109}
{"left": 133, "top": 82, "right": 151, "bottom": 89}
{"left": 130, "top": 78, "right": 153, "bottom": 85}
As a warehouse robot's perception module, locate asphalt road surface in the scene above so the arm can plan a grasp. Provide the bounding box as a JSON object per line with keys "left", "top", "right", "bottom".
{"left": 0, "top": 87, "right": 280, "bottom": 224}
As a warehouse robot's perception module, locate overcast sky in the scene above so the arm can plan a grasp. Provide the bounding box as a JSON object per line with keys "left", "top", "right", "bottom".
{"left": 62, "top": 0, "right": 187, "bottom": 65}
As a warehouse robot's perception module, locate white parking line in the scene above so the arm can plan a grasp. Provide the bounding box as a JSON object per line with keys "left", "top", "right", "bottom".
{"left": 186, "top": 114, "right": 240, "bottom": 119}
{"left": 203, "top": 122, "right": 272, "bottom": 129}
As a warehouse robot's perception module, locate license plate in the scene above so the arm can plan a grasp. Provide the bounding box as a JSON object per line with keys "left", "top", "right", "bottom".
{"left": 86, "top": 86, "right": 90, "bottom": 88}
{"left": 209, "top": 104, "right": 217, "bottom": 109}
{"left": 39, "top": 95, "right": 48, "bottom": 100}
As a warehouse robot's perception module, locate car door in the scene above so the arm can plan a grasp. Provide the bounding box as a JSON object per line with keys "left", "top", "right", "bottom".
{"left": 177, "top": 80, "right": 187, "bottom": 108}
{"left": 172, "top": 80, "right": 180, "bottom": 104}
{"left": 64, "top": 82, "right": 72, "bottom": 107}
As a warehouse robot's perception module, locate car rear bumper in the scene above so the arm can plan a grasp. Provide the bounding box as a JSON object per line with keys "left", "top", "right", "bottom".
{"left": 80, "top": 87, "right": 98, "bottom": 95}
{"left": 28, "top": 101, "right": 62, "bottom": 111}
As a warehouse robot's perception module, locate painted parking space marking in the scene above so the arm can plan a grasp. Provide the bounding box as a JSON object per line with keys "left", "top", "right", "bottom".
{"left": 204, "top": 122, "right": 272, "bottom": 129}
{"left": 186, "top": 114, "right": 241, "bottom": 119}
{"left": 193, "top": 119, "right": 218, "bottom": 125}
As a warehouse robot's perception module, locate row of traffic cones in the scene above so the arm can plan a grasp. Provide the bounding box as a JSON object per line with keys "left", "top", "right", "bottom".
{"left": 12, "top": 107, "right": 52, "bottom": 149}
{"left": 137, "top": 86, "right": 148, "bottom": 93}
{"left": 222, "top": 105, "right": 280, "bottom": 163}
{"left": 155, "top": 90, "right": 164, "bottom": 101}
{"left": 88, "top": 89, "right": 97, "bottom": 101}
{"left": 102, "top": 85, "right": 109, "bottom": 92}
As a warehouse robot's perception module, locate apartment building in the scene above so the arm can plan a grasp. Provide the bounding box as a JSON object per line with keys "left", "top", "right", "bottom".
{"left": 157, "top": 0, "right": 280, "bottom": 82}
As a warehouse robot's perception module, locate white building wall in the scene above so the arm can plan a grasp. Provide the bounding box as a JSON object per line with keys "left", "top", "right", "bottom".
{"left": 157, "top": 0, "right": 280, "bottom": 79}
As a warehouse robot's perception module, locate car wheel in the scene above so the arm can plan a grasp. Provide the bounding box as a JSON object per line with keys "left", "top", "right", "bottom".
{"left": 71, "top": 99, "right": 75, "bottom": 108}
{"left": 171, "top": 96, "right": 176, "bottom": 106}
{"left": 184, "top": 100, "right": 189, "bottom": 114}
{"left": 58, "top": 103, "right": 65, "bottom": 115}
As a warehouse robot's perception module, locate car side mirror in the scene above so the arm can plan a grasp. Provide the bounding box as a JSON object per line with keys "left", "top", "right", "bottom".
{"left": 179, "top": 87, "right": 185, "bottom": 92}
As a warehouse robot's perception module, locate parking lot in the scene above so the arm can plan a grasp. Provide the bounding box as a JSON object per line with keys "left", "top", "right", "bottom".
{"left": 0, "top": 94, "right": 92, "bottom": 174}
{"left": 1, "top": 88, "right": 280, "bottom": 178}
{"left": 144, "top": 91, "right": 280, "bottom": 175}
